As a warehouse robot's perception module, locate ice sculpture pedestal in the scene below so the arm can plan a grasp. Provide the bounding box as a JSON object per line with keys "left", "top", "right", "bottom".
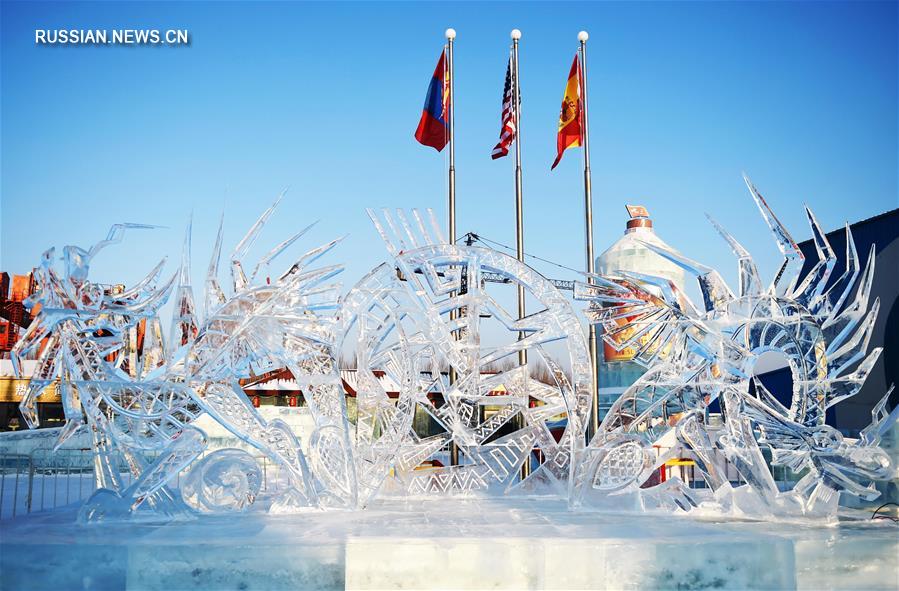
{"left": 2, "top": 497, "right": 896, "bottom": 590}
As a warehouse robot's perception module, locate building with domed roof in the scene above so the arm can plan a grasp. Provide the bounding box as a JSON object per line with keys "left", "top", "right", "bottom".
{"left": 594, "top": 205, "right": 686, "bottom": 420}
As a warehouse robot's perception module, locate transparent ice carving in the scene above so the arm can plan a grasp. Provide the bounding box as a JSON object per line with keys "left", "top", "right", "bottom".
{"left": 8, "top": 196, "right": 354, "bottom": 520}
{"left": 338, "top": 209, "right": 592, "bottom": 503}
{"left": 572, "top": 175, "right": 896, "bottom": 520}
{"left": 181, "top": 449, "right": 262, "bottom": 513}
{"left": 5, "top": 176, "right": 896, "bottom": 524}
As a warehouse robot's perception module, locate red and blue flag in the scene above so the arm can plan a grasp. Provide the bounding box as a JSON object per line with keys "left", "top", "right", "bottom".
{"left": 414, "top": 49, "right": 450, "bottom": 151}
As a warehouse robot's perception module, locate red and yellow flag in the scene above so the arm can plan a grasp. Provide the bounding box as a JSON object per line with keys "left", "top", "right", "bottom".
{"left": 551, "top": 54, "right": 583, "bottom": 170}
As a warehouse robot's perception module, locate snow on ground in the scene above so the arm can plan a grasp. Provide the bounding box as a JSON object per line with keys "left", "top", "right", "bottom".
{"left": 1, "top": 496, "right": 897, "bottom": 591}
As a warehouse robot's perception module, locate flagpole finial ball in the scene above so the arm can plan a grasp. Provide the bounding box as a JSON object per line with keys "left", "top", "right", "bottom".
{"left": 445, "top": 28, "right": 456, "bottom": 40}
{"left": 578, "top": 31, "right": 589, "bottom": 42}
{"left": 511, "top": 29, "right": 522, "bottom": 40}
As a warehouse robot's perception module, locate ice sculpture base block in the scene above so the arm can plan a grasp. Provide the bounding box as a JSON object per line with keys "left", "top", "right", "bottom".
{"left": 2, "top": 498, "right": 896, "bottom": 590}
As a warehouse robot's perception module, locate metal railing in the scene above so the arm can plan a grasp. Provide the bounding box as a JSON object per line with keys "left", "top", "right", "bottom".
{"left": 0, "top": 447, "right": 289, "bottom": 520}
{"left": 0, "top": 454, "right": 31, "bottom": 519}
{"left": 26, "top": 448, "right": 102, "bottom": 517}
{"left": 0, "top": 448, "right": 119, "bottom": 520}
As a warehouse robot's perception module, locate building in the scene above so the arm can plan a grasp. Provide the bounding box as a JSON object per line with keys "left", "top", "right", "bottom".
{"left": 594, "top": 205, "right": 686, "bottom": 420}
{"left": 0, "top": 271, "right": 36, "bottom": 359}
{"left": 756, "top": 208, "right": 899, "bottom": 434}
{"left": 0, "top": 360, "right": 64, "bottom": 431}
{"left": 0, "top": 273, "right": 129, "bottom": 430}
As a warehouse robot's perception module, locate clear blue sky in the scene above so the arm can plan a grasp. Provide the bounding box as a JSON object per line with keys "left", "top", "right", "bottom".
{"left": 2, "top": 1, "right": 897, "bottom": 314}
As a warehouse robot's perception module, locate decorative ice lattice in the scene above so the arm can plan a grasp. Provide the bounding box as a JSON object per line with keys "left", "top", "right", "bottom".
{"left": 572, "top": 175, "right": 897, "bottom": 520}
{"left": 338, "top": 209, "right": 592, "bottom": 502}
{"left": 5, "top": 177, "right": 897, "bottom": 523}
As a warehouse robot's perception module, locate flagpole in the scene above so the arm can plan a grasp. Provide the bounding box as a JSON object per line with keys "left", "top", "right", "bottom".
{"left": 512, "top": 29, "right": 526, "bottom": 365}
{"left": 579, "top": 31, "right": 600, "bottom": 439}
{"left": 511, "top": 28, "right": 530, "bottom": 479}
{"left": 445, "top": 27, "right": 460, "bottom": 467}
{"left": 446, "top": 28, "right": 456, "bottom": 246}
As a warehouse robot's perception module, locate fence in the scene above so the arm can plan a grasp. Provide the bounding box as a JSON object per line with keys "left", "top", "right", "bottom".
{"left": 0, "top": 448, "right": 289, "bottom": 520}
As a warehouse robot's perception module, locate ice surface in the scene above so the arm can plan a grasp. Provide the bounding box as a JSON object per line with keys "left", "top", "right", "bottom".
{"left": 1, "top": 498, "right": 897, "bottom": 590}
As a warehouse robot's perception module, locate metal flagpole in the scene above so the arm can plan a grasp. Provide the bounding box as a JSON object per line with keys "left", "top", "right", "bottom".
{"left": 511, "top": 29, "right": 530, "bottom": 479}
{"left": 578, "top": 31, "right": 600, "bottom": 439}
{"left": 512, "top": 29, "right": 526, "bottom": 358}
{"left": 446, "top": 27, "right": 460, "bottom": 467}
{"left": 446, "top": 28, "right": 457, "bottom": 247}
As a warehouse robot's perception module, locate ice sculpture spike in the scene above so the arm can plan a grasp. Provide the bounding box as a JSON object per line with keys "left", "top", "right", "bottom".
{"left": 205, "top": 210, "right": 226, "bottom": 316}
{"left": 90, "top": 223, "right": 162, "bottom": 259}
{"left": 169, "top": 218, "right": 199, "bottom": 358}
{"left": 789, "top": 206, "right": 836, "bottom": 308}
{"left": 117, "top": 257, "right": 167, "bottom": 301}
{"left": 823, "top": 244, "right": 875, "bottom": 332}
{"left": 231, "top": 190, "right": 286, "bottom": 292}
{"left": 860, "top": 385, "right": 898, "bottom": 446}
{"left": 250, "top": 220, "right": 318, "bottom": 283}
{"left": 365, "top": 208, "right": 399, "bottom": 256}
{"left": 705, "top": 213, "right": 762, "bottom": 298}
{"left": 818, "top": 223, "right": 859, "bottom": 317}
{"left": 181, "top": 214, "right": 193, "bottom": 285}
{"left": 742, "top": 173, "right": 804, "bottom": 295}
{"left": 426, "top": 208, "right": 447, "bottom": 244}
{"left": 277, "top": 235, "right": 346, "bottom": 282}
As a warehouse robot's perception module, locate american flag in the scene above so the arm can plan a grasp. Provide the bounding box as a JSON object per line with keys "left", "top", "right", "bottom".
{"left": 491, "top": 56, "right": 517, "bottom": 160}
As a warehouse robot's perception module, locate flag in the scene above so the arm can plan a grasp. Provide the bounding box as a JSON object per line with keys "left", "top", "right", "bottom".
{"left": 491, "top": 55, "right": 517, "bottom": 159}
{"left": 551, "top": 54, "right": 583, "bottom": 170}
{"left": 414, "top": 49, "right": 451, "bottom": 151}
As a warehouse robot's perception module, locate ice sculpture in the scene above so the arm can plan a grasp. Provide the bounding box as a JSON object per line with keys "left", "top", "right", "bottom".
{"left": 572, "top": 174, "right": 897, "bottom": 520}
{"left": 9, "top": 196, "right": 356, "bottom": 520}
{"left": 5, "top": 176, "right": 896, "bottom": 523}
{"left": 338, "top": 209, "right": 592, "bottom": 502}
{"left": 182, "top": 197, "right": 356, "bottom": 512}
{"left": 181, "top": 449, "right": 262, "bottom": 512}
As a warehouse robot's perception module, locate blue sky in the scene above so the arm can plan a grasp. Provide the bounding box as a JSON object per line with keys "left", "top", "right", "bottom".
{"left": 1, "top": 1, "right": 897, "bottom": 315}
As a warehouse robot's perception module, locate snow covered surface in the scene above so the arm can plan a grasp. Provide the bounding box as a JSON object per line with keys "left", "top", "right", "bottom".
{"left": 1, "top": 497, "right": 896, "bottom": 590}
